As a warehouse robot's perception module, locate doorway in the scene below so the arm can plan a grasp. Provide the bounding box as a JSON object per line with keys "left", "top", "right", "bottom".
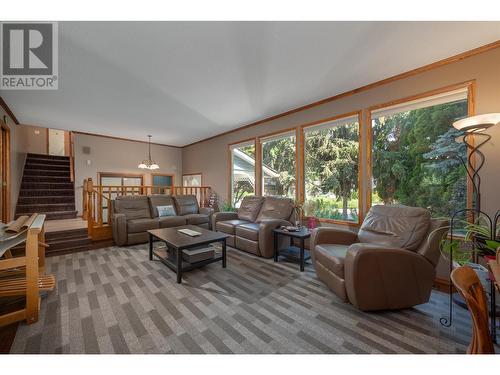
{"left": 47, "top": 128, "right": 66, "bottom": 156}
{"left": 0, "top": 120, "right": 10, "bottom": 223}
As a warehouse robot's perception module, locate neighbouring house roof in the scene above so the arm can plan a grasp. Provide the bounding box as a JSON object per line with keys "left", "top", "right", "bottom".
{"left": 233, "top": 149, "right": 279, "bottom": 186}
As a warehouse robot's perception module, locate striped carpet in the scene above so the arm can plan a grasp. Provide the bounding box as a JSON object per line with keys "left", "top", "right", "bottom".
{"left": 10, "top": 244, "right": 478, "bottom": 354}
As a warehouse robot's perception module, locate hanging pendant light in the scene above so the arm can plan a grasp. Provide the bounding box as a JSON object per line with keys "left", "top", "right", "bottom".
{"left": 138, "top": 135, "right": 160, "bottom": 170}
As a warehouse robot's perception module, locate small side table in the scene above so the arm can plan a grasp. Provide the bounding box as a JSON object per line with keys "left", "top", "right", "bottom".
{"left": 273, "top": 227, "right": 312, "bottom": 272}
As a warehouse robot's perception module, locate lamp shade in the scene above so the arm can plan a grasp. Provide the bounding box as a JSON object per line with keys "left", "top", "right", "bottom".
{"left": 453, "top": 113, "right": 500, "bottom": 132}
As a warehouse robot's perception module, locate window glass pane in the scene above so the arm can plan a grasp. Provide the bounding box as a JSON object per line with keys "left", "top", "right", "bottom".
{"left": 101, "top": 176, "right": 122, "bottom": 186}
{"left": 261, "top": 133, "right": 296, "bottom": 199}
{"left": 304, "top": 119, "right": 359, "bottom": 222}
{"left": 371, "top": 98, "right": 468, "bottom": 218}
{"left": 231, "top": 143, "right": 256, "bottom": 207}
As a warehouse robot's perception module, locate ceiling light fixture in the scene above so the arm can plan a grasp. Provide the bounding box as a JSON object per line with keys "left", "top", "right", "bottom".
{"left": 138, "top": 135, "right": 159, "bottom": 170}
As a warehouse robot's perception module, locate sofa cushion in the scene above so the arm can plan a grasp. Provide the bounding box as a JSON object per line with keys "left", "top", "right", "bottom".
{"left": 127, "top": 218, "right": 159, "bottom": 233}
{"left": 358, "top": 205, "right": 430, "bottom": 251}
{"left": 314, "top": 244, "right": 350, "bottom": 278}
{"left": 256, "top": 196, "right": 294, "bottom": 222}
{"left": 114, "top": 196, "right": 152, "bottom": 220}
{"left": 149, "top": 194, "right": 176, "bottom": 218}
{"left": 235, "top": 222, "right": 260, "bottom": 241}
{"left": 183, "top": 213, "right": 209, "bottom": 225}
{"left": 173, "top": 195, "right": 199, "bottom": 216}
{"left": 216, "top": 219, "right": 250, "bottom": 235}
{"left": 158, "top": 216, "right": 186, "bottom": 228}
{"left": 237, "top": 196, "right": 265, "bottom": 222}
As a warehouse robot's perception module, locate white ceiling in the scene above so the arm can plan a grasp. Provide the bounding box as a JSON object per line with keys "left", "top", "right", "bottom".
{"left": 3, "top": 21, "right": 500, "bottom": 146}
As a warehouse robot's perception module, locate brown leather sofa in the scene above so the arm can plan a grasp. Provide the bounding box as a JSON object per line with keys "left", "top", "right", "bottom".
{"left": 310, "top": 205, "right": 448, "bottom": 311}
{"left": 212, "top": 195, "right": 296, "bottom": 258}
{"left": 112, "top": 194, "right": 214, "bottom": 246}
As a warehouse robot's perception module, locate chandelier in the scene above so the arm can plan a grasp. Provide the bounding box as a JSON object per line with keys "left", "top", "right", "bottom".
{"left": 138, "top": 135, "right": 159, "bottom": 170}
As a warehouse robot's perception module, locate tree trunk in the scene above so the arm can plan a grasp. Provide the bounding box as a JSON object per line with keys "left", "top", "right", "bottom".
{"left": 342, "top": 196, "right": 348, "bottom": 220}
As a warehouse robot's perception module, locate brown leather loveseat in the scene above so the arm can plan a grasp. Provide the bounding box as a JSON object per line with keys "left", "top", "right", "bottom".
{"left": 310, "top": 205, "right": 448, "bottom": 311}
{"left": 112, "top": 194, "right": 213, "bottom": 246}
{"left": 212, "top": 195, "right": 296, "bottom": 258}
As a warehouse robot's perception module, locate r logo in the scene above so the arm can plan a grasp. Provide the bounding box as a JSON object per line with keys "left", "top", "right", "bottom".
{"left": 0, "top": 22, "right": 58, "bottom": 89}
{"left": 2, "top": 23, "right": 53, "bottom": 75}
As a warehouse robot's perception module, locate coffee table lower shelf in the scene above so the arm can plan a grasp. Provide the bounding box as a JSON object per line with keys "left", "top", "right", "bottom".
{"left": 152, "top": 247, "right": 224, "bottom": 274}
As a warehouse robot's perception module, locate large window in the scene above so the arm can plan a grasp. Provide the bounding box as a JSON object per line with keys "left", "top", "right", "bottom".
{"left": 303, "top": 115, "right": 360, "bottom": 222}
{"left": 260, "top": 131, "right": 296, "bottom": 199}
{"left": 370, "top": 88, "right": 468, "bottom": 218}
{"left": 230, "top": 141, "right": 256, "bottom": 207}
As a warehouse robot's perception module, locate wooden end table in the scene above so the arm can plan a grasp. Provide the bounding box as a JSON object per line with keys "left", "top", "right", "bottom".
{"left": 273, "top": 227, "right": 312, "bottom": 272}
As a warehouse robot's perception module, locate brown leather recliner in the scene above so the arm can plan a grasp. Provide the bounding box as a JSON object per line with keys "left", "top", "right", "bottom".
{"left": 212, "top": 196, "right": 296, "bottom": 258}
{"left": 310, "top": 205, "right": 448, "bottom": 311}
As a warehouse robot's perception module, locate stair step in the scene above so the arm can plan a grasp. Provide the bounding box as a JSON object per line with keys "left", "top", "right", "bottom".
{"left": 46, "top": 245, "right": 91, "bottom": 257}
{"left": 18, "top": 196, "right": 75, "bottom": 204}
{"left": 19, "top": 189, "right": 74, "bottom": 197}
{"left": 15, "top": 210, "right": 78, "bottom": 220}
{"left": 25, "top": 158, "right": 70, "bottom": 166}
{"left": 27, "top": 153, "right": 69, "bottom": 161}
{"left": 46, "top": 228, "right": 88, "bottom": 240}
{"left": 46, "top": 237, "right": 91, "bottom": 251}
{"left": 22, "top": 176, "right": 71, "bottom": 183}
{"left": 23, "top": 169, "right": 70, "bottom": 177}
{"left": 16, "top": 203, "right": 75, "bottom": 212}
{"left": 25, "top": 163, "right": 70, "bottom": 171}
{"left": 21, "top": 182, "right": 74, "bottom": 190}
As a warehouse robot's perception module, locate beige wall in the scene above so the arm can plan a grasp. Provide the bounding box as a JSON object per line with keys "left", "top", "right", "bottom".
{"left": 74, "top": 133, "right": 182, "bottom": 215}
{"left": 182, "top": 47, "right": 500, "bottom": 279}
{"left": 183, "top": 47, "right": 500, "bottom": 219}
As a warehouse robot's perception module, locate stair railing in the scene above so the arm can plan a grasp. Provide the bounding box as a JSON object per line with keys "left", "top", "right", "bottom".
{"left": 82, "top": 178, "right": 212, "bottom": 240}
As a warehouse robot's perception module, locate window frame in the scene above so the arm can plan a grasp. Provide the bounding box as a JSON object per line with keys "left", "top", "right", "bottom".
{"left": 228, "top": 138, "right": 257, "bottom": 206}
{"left": 366, "top": 80, "right": 475, "bottom": 215}
{"left": 257, "top": 127, "right": 299, "bottom": 202}
{"left": 300, "top": 110, "right": 363, "bottom": 226}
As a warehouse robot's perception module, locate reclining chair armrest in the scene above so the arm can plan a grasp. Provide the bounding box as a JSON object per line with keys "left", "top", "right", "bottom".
{"left": 258, "top": 219, "right": 292, "bottom": 258}
{"left": 344, "top": 243, "right": 435, "bottom": 311}
{"left": 199, "top": 207, "right": 214, "bottom": 216}
{"left": 310, "top": 227, "right": 358, "bottom": 248}
{"left": 199, "top": 207, "right": 215, "bottom": 229}
{"left": 112, "top": 213, "right": 128, "bottom": 246}
{"left": 212, "top": 211, "right": 239, "bottom": 230}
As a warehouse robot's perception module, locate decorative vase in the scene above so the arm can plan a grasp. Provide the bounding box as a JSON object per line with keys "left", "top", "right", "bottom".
{"left": 307, "top": 217, "right": 318, "bottom": 229}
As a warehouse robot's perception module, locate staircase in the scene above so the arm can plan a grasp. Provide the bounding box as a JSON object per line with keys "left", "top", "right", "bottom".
{"left": 45, "top": 228, "right": 91, "bottom": 257}
{"left": 15, "top": 153, "right": 77, "bottom": 220}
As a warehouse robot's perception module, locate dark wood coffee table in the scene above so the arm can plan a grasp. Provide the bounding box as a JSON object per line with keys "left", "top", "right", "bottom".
{"left": 148, "top": 225, "right": 229, "bottom": 283}
{"left": 273, "top": 227, "right": 312, "bottom": 272}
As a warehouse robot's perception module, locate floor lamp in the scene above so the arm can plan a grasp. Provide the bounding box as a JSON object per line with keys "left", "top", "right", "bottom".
{"left": 452, "top": 113, "right": 500, "bottom": 214}
{"left": 440, "top": 113, "right": 500, "bottom": 328}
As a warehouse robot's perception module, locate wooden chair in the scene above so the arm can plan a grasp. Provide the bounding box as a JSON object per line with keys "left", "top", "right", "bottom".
{"left": 450, "top": 266, "right": 495, "bottom": 354}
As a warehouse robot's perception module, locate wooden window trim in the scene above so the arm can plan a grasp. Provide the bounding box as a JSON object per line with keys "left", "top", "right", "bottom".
{"left": 365, "top": 80, "right": 476, "bottom": 214}
{"left": 300, "top": 110, "right": 363, "bottom": 226}
{"left": 152, "top": 173, "right": 175, "bottom": 187}
{"left": 0, "top": 119, "right": 10, "bottom": 222}
{"left": 257, "top": 127, "right": 299, "bottom": 202}
{"left": 182, "top": 172, "right": 204, "bottom": 187}
{"left": 227, "top": 138, "right": 257, "bottom": 205}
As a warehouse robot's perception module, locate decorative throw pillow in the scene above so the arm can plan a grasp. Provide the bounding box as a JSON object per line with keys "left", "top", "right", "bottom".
{"left": 157, "top": 205, "right": 176, "bottom": 217}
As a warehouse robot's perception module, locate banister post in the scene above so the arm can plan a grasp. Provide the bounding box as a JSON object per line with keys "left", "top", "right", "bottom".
{"left": 87, "top": 178, "right": 94, "bottom": 238}
{"left": 82, "top": 178, "right": 88, "bottom": 220}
